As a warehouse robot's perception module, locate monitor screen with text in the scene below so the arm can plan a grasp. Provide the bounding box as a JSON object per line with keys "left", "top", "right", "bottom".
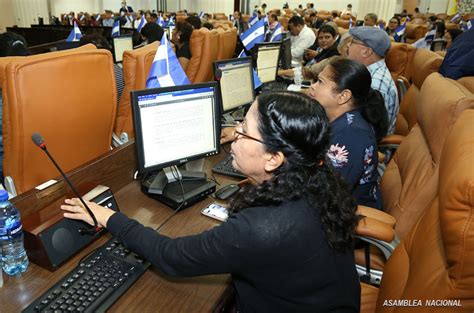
{"left": 256, "top": 43, "right": 281, "bottom": 83}
{"left": 113, "top": 36, "right": 133, "bottom": 63}
{"left": 132, "top": 83, "right": 220, "bottom": 173}
{"left": 214, "top": 57, "right": 255, "bottom": 114}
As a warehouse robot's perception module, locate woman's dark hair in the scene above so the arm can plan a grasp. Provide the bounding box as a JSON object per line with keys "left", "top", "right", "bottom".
{"left": 79, "top": 33, "right": 112, "bottom": 51}
{"left": 202, "top": 22, "right": 213, "bottom": 30}
{"left": 388, "top": 16, "right": 400, "bottom": 28}
{"left": 176, "top": 22, "right": 193, "bottom": 43}
{"left": 140, "top": 22, "right": 164, "bottom": 43}
{"left": 327, "top": 58, "right": 388, "bottom": 141}
{"left": 0, "top": 32, "right": 30, "bottom": 57}
{"left": 230, "top": 91, "right": 358, "bottom": 252}
{"left": 434, "top": 21, "right": 446, "bottom": 38}
{"left": 318, "top": 24, "right": 336, "bottom": 38}
{"left": 447, "top": 28, "right": 463, "bottom": 42}
{"left": 185, "top": 15, "right": 201, "bottom": 29}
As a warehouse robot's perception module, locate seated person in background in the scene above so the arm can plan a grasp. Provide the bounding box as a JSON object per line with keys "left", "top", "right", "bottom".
{"left": 0, "top": 32, "right": 31, "bottom": 180}
{"left": 304, "top": 24, "right": 340, "bottom": 65}
{"left": 412, "top": 21, "right": 445, "bottom": 49}
{"left": 171, "top": 22, "right": 193, "bottom": 71}
{"left": 444, "top": 28, "right": 463, "bottom": 50}
{"left": 363, "top": 13, "right": 377, "bottom": 27}
{"left": 62, "top": 91, "right": 361, "bottom": 312}
{"left": 386, "top": 16, "right": 404, "bottom": 42}
{"left": 185, "top": 15, "right": 202, "bottom": 29}
{"left": 264, "top": 14, "right": 279, "bottom": 41}
{"left": 133, "top": 11, "right": 146, "bottom": 29}
{"left": 288, "top": 15, "right": 316, "bottom": 66}
{"left": 232, "top": 11, "right": 247, "bottom": 35}
{"left": 149, "top": 13, "right": 158, "bottom": 24}
{"left": 347, "top": 26, "right": 398, "bottom": 135}
{"left": 309, "top": 12, "right": 324, "bottom": 29}
{"left": 309, "top": 58, "right": 388, "bottom": 209}
{"left": 342, "top": 3, "right": 355, "bottom": 17}
{"left": 140, "top": 22, "right": 164, "bottom": 45}
{"left": 102, "top": 10, "right": 115, "bottom": 27}
{"left": 78, "top": 34, "right": 124, "bottom": 106}
{"left": 202, "top": 22, "right": 213, "bottom": 30}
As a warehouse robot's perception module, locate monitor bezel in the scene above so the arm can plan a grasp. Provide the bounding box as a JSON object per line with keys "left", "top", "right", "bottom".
{"left": 131, "top": 82, "right": 221, "bottom": 174}
{"left": 213, "top": 56, "right": 255, "bottom": 115}
{"left": 112, "top": 35, "right": 133, "bottom": 63}
{"left": 254, "top": 41, "right": 282, "bottom": 84}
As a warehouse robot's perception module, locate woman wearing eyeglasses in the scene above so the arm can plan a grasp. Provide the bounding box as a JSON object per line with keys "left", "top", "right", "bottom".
{"left": 61, "top": 92, "right": 361, "bottom": 312}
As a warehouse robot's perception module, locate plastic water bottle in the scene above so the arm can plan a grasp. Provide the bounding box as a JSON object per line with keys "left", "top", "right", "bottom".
{"left": 0, "top": 190, "right": 29, "bottom": 275}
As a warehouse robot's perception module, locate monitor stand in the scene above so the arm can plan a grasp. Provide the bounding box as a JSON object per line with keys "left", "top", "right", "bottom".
{"left": 141, "top": 165, "right": 216, "bottom": 210}
{"left": 221, "top": 110, "right": 244, "bottom": 127}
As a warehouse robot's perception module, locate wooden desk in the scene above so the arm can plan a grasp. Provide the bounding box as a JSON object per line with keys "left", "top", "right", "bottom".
{"left": 1, "top": 142, "right": 238, "bottom": 312}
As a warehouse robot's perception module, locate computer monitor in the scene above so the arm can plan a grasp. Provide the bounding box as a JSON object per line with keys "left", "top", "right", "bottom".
{"left": 430, "top": 39, "right": 446, "bottom": 52}
{"left": 163, "top": 26, "right": 175, "bottom": 41}
{"left": 279, "top": 38, "right": 292, "bottom": 70}
{"left": 213, "top": 57, "right": 255, "bottom": 115}
{"left": 131, "top": 82, "right": 220, "bottom": 209}
{"left": 113, "top": 36, "right": 133, "bottom": 63}
{"left": 255, "top": 42, "right": 281, "bottom": 84}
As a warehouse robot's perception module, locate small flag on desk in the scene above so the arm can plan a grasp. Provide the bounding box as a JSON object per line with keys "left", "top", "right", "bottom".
{"left": 424, "top": 28, "right": 436, "bottom": 43}
{"left": 157, "top": 14, "right": 164, "bottom": 26}
{"left": 96, "top": 14, "right": 101, "bottom": 21}
{"left": 248, "top": 13, "right": 259, "bottom": 27}
{"left": 450, "top": 12, "right": 461, "bottom": 22}
{"left": 349, "top": 18, "right": 353, "bottom": 28}
{"left": 199, "top": 11, "right": 204, "bottom": 18}
{"left": 240, "top": 18, "right": 265, "bottom": 50}
{"left": 112, "top": 19, "right": 120, "bottom": 37}
{"left": 137, "top": 15, "right": 146, "bottom": 32}
{"left": 146, "top": 33, "right": 190, "bottom": 88}
{"left": 269, "top": 22, "right": 282, "bottom": 42}
{"left": 66, "top": 21, "right": 82, "bottom": 42}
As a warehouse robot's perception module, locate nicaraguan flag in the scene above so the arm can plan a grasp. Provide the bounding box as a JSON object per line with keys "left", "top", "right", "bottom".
{"left": 269, "top": 22, "right": 282, "bottom": 42}
{"left": 465, "top": 18, "right": 473, "bottom": 30}
{"left": 137, "top": 15, "right": 146, "bottom": 32}
{"left": 424, "top": 28, "right": 436, "bottom": 43}
{"left": 237, "top": 50, "right": 262, "bottom": 89}
{"left": 168, "top": 16, "right": 175, "bottom": 26}
{"left": 96, "top": 14, "right": 101, "bottom": 21}
{"left": 393, "top": 22, "right": 406, "bottom": 41}
{"left": 379, "top": 21, "right": 384, "bottom": 29}
{"left": 198, "top": 11, "right": 204, "bottom": 18}
{"left": 263, "top": 15, "right": 269, "bottom": 25}
{"left": 248, "top": 13, "right": 259, "bottom": 27}
{"left": 80, "top": 14, "right": 85, "bottom": 21}
{"left": 157, "top": 14, "right": 164, "bottom": 26}
{"left": 450, "top": 12, "right": 461, "bottom": 22}
{"left": 146, "top": 34, "right": 190, "bottom": 88}
{"left": 112, "top": 19, "right": 120, "bottom": 37}
{"left": 241, "top": 18, "right": 265, "bottom": 50}
{"left": 66, "top": 21, "right": 82, "bottom": 42}
{"left": 349, "top": 18, "right": 353, "bottom": 28}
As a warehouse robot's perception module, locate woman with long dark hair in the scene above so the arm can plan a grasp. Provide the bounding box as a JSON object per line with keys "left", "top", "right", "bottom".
{"left": 61, "top": 92, "right": 361, "bottom": 312}
{"left": 309, "top": 58, "right": 388, "bottom": 209}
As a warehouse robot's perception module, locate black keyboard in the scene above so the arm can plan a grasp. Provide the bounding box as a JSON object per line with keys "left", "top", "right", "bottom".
{"left": 212, "top": 154, "right": 247, "bottom": 179}
{"left": 23, "top": 238, "right": 150, "bottom": 313}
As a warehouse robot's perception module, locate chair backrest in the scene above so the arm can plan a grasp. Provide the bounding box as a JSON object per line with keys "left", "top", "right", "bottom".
{"left": 457, "top": 76, "right": 474, "bottom": 93}
{"left": 113, "top": 42, "right": 158, "bottom": 141}
{"left": 277, "top": 16, "right": 289, "bottom": 30}
{"left": 376, "top": 109, "right": 474, "bottom": 312}
{"left": 216, "top": 28, "right": 237, "bottom": 60}
{"left": 394, "top": 48, "right": 443, "bottom": 136}
{"left": 335, "top": 19, "right": 350, "bottom": 29}
{"left": 385, "top": 43, "right": 416, "bottom": 81}
{"left": 405, "top": 23, "right": 427, "bottom": 43}
{"left": 2, "top": 46, "right": 117, "bottom": 194}
{"left": 381, "top": 73, "right": 474, "bottom": 238}
{"left": 186, "top": 28, "right": 217, "bottom": 83}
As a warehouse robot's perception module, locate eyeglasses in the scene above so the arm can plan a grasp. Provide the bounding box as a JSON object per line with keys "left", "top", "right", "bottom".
{"left": 234, "top": 122, "right": 280, "bottom": 148}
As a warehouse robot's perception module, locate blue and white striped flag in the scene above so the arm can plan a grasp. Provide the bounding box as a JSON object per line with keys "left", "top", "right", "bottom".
{"left": 424, "top": 28, "right": 436, "bottom": 43}
{"left": 137, "top": 15, "right": 146, "bottom": 32}
{"left": 349, "top": 18, "right": 353, "bottom": 28}
{"left": 168, "top": 16, "right": 175, "bottom": 26}
{"left": 146, "top": 33, "right": 190, "bottom": 89}
{"left": 96, "top": 14, "right": 101, "bottom": 21}
{"left": 393, "top": 21, "right": 406, "bottom": 41}
{"left": 248, "top": 13, "right": 259, "bottom": 27}
{"left": 112, "top": 20, "right": 120, "bottom": 37}
{"left": 237, "top": 50, "right": 262, "bottom": 89}
{"left": 157, "top": 14, "right": 164, "bottom": 26}
{"left": 465, "top": 18, "right": 473, "bottom": 30}
{"left": 450, "top": 12, "right": 461, "bottom": 22}
{"left": 198, "top": 11, "right": 204, "bottom": 18}
{"left": 80, "top": 14, "right": 85, "bottom": 21}
{"left": 379, "top": 21, "right": 384, "bottom": 29}
{"left": 66, "top": 21, "right": 82, "bottom": 42}
{"left": 263, "top": 15, "right": 269, "bottom": 25}
{"left": 240, "top": 18, "right": 265, "bottom": 50}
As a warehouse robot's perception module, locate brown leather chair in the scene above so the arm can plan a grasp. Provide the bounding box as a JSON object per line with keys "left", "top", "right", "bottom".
{"left": 360, "top": 109, "right": 474, "bottom": 313}
{"left": 113, "top": 42, "right": 158, "bottom": 142}
{"left": 216, "top": 28, "right": 237, "bottom": 60}
{"left": 277, "top": 16, "right": 289, "bottom": 30}
{"left": 458, "top": 77, "right": 474, "bottom": 93}
{"left": 186, "top": 28, "right": 217, "bottom": 83}
{"left": 404, "top": 23, "right": 428, "bottom": 43}
{"left": 2, "top": 46, "right": 117, "bottom": 194}
{"left": 386, "top": 43, "right": 416, "bottom": 83}
{"left": 335, "top": 19, "right": 350, "bottom": 29}
{"left": 356, "top": 73, "right": 474, "bottom": 276}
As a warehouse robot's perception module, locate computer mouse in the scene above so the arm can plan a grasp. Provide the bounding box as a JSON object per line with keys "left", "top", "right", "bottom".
{"left": 215, "top": 184, "right": 240, "bottom": 200}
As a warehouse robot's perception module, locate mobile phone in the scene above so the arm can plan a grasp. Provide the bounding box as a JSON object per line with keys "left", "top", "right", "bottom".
{"left": 201, "top": 203, "right": 229, "bottom": 222}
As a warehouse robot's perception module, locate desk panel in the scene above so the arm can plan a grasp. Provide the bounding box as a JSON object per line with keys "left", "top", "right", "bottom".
{"left": 1, "top": 144, "right": 239, "bottom": 312}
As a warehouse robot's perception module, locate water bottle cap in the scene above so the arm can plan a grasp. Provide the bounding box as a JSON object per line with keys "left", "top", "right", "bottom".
{"left": 0, "top": 190, "right": 9, "bottom": 201}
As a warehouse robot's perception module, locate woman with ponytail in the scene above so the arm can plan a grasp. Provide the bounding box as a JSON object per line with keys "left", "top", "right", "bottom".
{"left": 309, "top": 58, "right": 388, "bottom": 209}
{"left": 61, "top": 92, "right": 361, "bottom": 312}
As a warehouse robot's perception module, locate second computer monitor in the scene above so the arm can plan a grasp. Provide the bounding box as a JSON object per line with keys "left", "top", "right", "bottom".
{"left": 279, "top": 38, "right": 292, "bottom": 70}
{"left": 213, "top": 57, "right": 255, "bottom": 114}
{"left": 113, "top": 36, "right": 133, "bottom": 63}
{"left": 255, "top": 42, "right": 281, "bottom": 84}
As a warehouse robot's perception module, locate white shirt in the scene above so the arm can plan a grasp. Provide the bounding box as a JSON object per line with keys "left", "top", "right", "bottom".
{"left": 290, "top": 25, "right": 316, "bottom": 66}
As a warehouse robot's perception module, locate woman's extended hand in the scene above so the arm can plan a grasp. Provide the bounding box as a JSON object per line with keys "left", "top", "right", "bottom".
{"left": 61, "top": 198, "right": 116, "bottom": 228}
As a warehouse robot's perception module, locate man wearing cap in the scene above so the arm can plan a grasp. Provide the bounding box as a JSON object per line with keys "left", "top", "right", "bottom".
{"left": 347, "top": 26, "right": 399, "bottom": 135}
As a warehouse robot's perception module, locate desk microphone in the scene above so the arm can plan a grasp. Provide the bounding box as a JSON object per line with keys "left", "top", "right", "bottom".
{"left": 31, "top": 132, "right": 101, "bottom": 235}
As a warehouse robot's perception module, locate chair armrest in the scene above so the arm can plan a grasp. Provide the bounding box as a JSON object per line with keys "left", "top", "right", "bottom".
{"left": 379, "top": 134, "right": 405, "bottom": 146}
{"left": 356, "top": 217, "right": 395, "bottom": 243}
{"left": 356, "top": 205, "right": 396, "bottom": 227}
{"left": 397, "top": 75, "right": 410, "bottom": 89}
